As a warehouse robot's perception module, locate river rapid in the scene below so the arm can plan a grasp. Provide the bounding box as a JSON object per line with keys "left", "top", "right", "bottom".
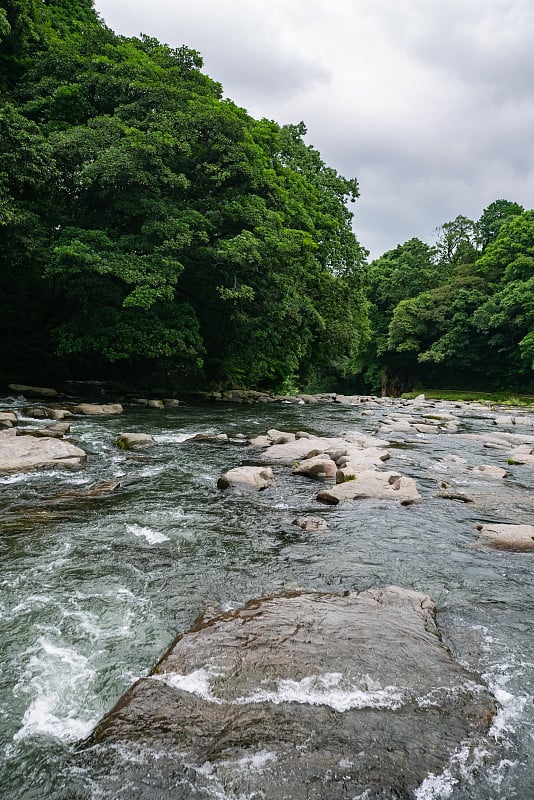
{"left": 0, "top": 395, "right": 533, "bottom": 799}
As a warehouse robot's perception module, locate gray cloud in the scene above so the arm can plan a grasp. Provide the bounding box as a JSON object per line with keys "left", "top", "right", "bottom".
{"left": 94, "top": 0, "right": 534, "bottom": 259}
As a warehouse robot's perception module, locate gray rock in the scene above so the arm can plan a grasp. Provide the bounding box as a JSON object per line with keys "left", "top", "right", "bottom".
{"left": 476, "top": 523, "right": 534, "bottom": 552}
{"left": 147, "top": 399, "right": 164, "bottom": 409}
{"left": 186, "top": 433, "right": 229, "bottom": 443}
{"left": 8, "top": 384, "right": 58, "bottom": 398}
{"left": 217, "top": 466, "right": 275, "bottom": 491}
{"left": 317, "top": 470, "right": 421, "bottom": 505}
{"left": 82, "top": 588, "right": 495, "bottom": 800}
{"left": 267, "top": 428, "right": 295, "bottom": 445}
{"left": 471, "top": 464, "right": 508, "bottom": 479}
{"left": 23, "top": 407, "right": 49, "bottom": 419}
{"left": 73, "top": 403, "right": 123, "bottom": 415}
{"left": 116, "top": 432, "right": 156, "bottom": 450}
{"left": 48, "top": 408, "right": 74, "bottom": 420}
{"left": 0, "top": 428, "right": 86, "bottom": 474}
{"left": 0, "top": 411, "right": 17, "bottom": 428}
{"left": 18, "top": 422, "right": 71, "bottom": 439}
{"left": 292, "top": 455, "right": 337, "bottom": 480}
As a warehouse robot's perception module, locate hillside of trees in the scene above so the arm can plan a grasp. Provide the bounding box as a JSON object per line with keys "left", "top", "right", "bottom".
{"left": 1, "top": 1, "right": 533, "bottom": 395}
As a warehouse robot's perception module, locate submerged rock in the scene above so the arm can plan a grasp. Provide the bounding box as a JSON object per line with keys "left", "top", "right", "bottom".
{"left": 83, "top": 588, "right": 495, "bottom": 800}
{"left": 0, "top": 428, "right": 86, "bottom": 473}
{"left": 291, "top": 516, "right": 328, "bottom": 532}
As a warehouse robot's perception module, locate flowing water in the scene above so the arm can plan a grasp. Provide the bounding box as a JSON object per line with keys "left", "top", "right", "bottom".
{"left": 0, "top": 396, "right": 533, "bottom": 799}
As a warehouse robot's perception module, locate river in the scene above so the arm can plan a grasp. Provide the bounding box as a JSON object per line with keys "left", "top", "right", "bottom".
{"left": 0, "top": 396, "right": 532, "bottom": 799}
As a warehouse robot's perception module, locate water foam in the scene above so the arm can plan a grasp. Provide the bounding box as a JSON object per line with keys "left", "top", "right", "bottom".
{"left": 154, "top": 669, "right": 404, "bottom": 711}
{"left": 13, "top": 637, "right": 97, "bottom": 742}
{"left": 126, "top": 523, "right": 169, "bottom": 544}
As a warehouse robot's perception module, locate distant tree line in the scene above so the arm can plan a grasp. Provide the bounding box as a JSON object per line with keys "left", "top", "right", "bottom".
{"left": 1, "top": 1, "right": 532, "bottom": 394}
{"left": 359, "top": 199, "right": 534, "bottom": 395}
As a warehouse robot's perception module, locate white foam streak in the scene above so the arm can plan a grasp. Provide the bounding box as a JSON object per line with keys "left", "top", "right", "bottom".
{"left": 13, "top": 638, "right": 97, "bottom": 743}
{"left": 127, "top": 523, "right": 169, "bottom": 544}
{"left": 154, "top": 669, "right": 404, "bottom": 711}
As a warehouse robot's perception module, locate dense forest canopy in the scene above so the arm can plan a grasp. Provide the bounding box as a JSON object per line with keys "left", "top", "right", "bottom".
{"left": 0, "top": 0, "right": 532, "bottom": 394}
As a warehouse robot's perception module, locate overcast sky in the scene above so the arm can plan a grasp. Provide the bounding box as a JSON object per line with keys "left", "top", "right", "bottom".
{"left": 93, "top": 0, "right": 534, "bottom": 259}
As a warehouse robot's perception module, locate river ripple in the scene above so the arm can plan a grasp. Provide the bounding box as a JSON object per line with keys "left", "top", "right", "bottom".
{"left": 0, "top": 398, "right": 533, "bottom": 798}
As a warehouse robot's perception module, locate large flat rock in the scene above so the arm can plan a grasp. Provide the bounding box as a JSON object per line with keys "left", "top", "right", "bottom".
{"left": 0, "top": 428, "right": 86, "bottom": 473}
{"left": 476, "top": 523, "right": 534, "bottom": 551}
{"left": 82, "top": 588, "right": 495, "bottom": 799}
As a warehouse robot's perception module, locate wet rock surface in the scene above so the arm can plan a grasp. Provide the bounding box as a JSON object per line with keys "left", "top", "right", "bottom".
{"left": 116, "top": 432, "right": 156, "bottom": 450}
{"left": 0, "top": 427, "right": 86, "bottom": 473}
{"left": 476, "top": 523, "right": 534, "bottom": 551}
{"left": 217, "top": 465, "right": 275, "bottom": 491}
{"left": 84, "top": 588, "right": 495, "bottom": 799}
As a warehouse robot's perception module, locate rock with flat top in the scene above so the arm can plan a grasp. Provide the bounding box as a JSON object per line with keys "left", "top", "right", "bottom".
{"left": 217, "top": 465, "right": 275, "bottom": 491}
{"left": 471, "top": 464, "right": 507, "bottom": 479}
{"left": 73, "top": 403, "right": 123, "bottom": 415}
{"left": 0, "top": 427, "right": 86, "bottom": 473}
{"left": 8, "top": 384, "right": 58, "bottom": 398}
{"left": 292, "top": 455, "right": 337, "bottom": 479}
{"left": 476, "top": 523, "right": 534, "bottom": 551}
{"left": 317, "top": 470, "right": 421, "bottom": 505}
{"left": 0, "top": 411, "right": 17, "bottom": 428}
{"left": 82, "top": 587, "right": 495, "bottom": 800}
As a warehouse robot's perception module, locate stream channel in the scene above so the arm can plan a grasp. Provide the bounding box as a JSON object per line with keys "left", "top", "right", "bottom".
{"left": 0, "top": 395, "right": 533, "bottom": 799}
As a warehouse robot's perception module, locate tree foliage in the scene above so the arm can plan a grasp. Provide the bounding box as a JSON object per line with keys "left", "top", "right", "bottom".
{"left": 358, "top": 202, "right": 534, "bottom": 394}
{"left": 0, "top": 0, "right": 368, "bottom": 389}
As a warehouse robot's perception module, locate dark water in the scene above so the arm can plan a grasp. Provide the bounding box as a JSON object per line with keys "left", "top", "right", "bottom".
{"left": 0, "top": 398, "right": 533, "bottom": 799}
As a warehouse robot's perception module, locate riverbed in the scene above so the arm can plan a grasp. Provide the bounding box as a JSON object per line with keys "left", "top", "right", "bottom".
{"left": 0, "top": 396, "right": 533, "bottom": 799}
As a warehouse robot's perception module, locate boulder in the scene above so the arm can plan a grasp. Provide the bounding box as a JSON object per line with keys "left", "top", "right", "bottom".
{"left": 266, "top": 428, "right": 296, "bottom": 445}
{"left": 116, "top": 432, "right": 156, "bottom": 450}
{"left": 317, "top": 470, "right": 421, "bottom": 505}
{"left": 217, "top": 465, "right": 275, "bottom": 491}
{"left": 48, "top": 408, "right": 74, "bottom": 420}
{"left": 147, "top": 399, "right": 164, "bottom": 409}
{"left": 23, "top": 406, "right": 49, "bottom": 419}
{"left": 0, "top": 411, "right": 17, "bottom": 428}
{"left": 82, "top": 588, "right": 495, "bottom": 800}
{"left": 0, "top": 428, "right": 86, "bottom": 473}
{"left": 335, "top": 447, "right": 391, "bottom": 479}
{"left": 292, "top": 455, "right": 337, "bottom": 480}
{"left": 8, "top": 383, "right": 58, "bottom": 398}
{"left": 73, "top": 403, "right": 123, "bottom": 415}
{"left": 475, "top": 523, "right": 534, "bottom": 552}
